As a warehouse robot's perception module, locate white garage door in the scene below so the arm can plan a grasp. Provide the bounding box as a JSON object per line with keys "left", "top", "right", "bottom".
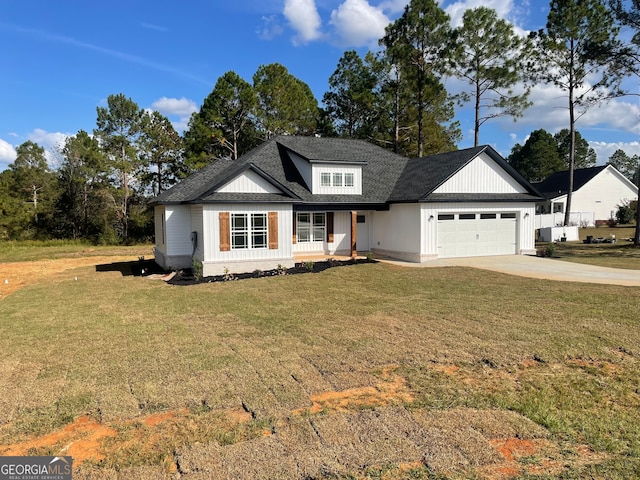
{"left": 437, "top": 212, "right": 517, "bottom": 258}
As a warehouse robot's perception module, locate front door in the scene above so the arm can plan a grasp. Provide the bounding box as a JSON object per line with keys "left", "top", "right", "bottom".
{"left": 356, "top": 213, "right": 370, "bottom": 252}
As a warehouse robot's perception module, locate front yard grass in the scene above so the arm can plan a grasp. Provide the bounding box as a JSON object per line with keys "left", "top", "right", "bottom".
{"left": 544, "top": 227, "right": 640, "bottom": 269}
{"left": 0, "top": 254, "right": 639, "bottom": 478}
{"left": 0, "top": 240, "right": 152, "bottom": 263}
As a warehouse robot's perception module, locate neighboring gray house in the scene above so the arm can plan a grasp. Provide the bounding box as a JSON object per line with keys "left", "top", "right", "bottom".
{"left": 150, "top": 136, "right": 543, "bottom": 276}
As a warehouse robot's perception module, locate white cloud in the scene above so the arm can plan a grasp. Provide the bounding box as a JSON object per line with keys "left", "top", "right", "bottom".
{"left": 26, "top": 129, "right": 69, "bottom": 169}
{"left": 590, "top": 141, "right": 640, "bottom": 165}
{"left": 444, "top": 0, "right": 515, "bottom": 27}
{"left": 0, "top": 138, "right": 17, "bottom": 166}
{"left": 283, "top": 0, "right": 323, "bottom": 44}
{"left": 581, "top": 98, "right": 640, "bottom": 136}
{"left": 149, "top": 97, "right": 198, "bottom": 134}
{"left": 329, "top": 0, "right": 391, "bottom": 47}
{"left": 151, "top": 97, "right": 197, "bottom": 117}
{"left": 28, "top": 129, "right": 68, "bottom": 151}
{"left": 378, "top": 0, "right": 410, "bottom": 14}
{"left": 257, "top": 15, "right": 285, "bottom": 40}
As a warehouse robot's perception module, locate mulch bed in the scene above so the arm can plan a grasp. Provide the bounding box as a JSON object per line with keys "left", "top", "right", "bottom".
{"left": 166, "top": 258, "right": 376, "bottom": 286}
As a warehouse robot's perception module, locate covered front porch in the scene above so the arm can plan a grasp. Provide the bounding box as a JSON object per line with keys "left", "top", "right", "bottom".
{"left": 292, "top": 209, "right": 373, "bottom": 258}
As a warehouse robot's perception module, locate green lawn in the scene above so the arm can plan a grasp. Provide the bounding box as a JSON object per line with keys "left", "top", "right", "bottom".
{"left": 540, "top": 226, "right": 640, "bottom": 270}
{"left": 0, "top": 254, "right": 639, "bottom": 478}
{"left": 0, "top": 240, "right": 152, "bottom": 263}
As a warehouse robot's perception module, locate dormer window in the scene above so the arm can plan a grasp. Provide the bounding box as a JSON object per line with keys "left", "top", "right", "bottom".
{"left": 314, "top": 167, "right": 362, "bottom": 194}
{"left": 345, "top": 173, "right": 354, "bottom": 187}
{"left": 321, "top": 173, "right": 331, "bottom": 187}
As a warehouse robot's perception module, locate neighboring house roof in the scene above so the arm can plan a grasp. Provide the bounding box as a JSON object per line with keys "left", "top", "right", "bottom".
{"left": 533, "top": 166, "right": 608, "bottom": 198}
{"left": 151, "top": 136, "right": 543, "bottom": 207}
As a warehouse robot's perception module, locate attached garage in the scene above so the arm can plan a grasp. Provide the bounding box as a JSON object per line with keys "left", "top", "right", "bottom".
{"left": 152, "top": 137, "right": 543, "bottom": 274}
{"left": 437, "top": 212, "right": 517, "bottom": 258}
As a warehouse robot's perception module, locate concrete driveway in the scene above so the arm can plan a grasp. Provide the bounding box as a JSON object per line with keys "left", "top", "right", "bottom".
{"left": 384, "top": 255, "right": 640, "bottom": 286}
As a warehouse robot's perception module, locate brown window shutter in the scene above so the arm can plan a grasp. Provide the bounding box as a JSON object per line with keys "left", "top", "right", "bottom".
{"left": 268, "top": 211, "right": 278, "bottom": 250}
{"left": 292, "top": 213, "right": 297, "bottom": 244}
{"left": 219, "top": 211, "right": 230, "bottom": 251}
{"left": 327, "top": 212, "right": 334, "bottom": 243}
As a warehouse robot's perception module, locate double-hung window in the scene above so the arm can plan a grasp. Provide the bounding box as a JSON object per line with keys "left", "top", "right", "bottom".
{"left": 231, "top": 213, "right": 268, "bottom": 249}
{"left": 297, "top": 212, "right": 326, "bottom": 242}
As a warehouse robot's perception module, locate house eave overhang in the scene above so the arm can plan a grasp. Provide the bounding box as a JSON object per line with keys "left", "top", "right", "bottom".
{"left": 418, "top": 193, "right": 545, "bottom": 203}
{"left": 278, "top": 143, "right": 368, "bottom": 166}
{"left": 293, "top": 202, "right": 389, "bottom": 212}
{"left": 307, "top": 159, "right": 368, "bottom": 166}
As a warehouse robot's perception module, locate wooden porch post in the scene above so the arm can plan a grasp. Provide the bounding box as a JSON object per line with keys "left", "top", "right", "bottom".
{"left": 350, "top": 211, "right": 357, "bottom": 258}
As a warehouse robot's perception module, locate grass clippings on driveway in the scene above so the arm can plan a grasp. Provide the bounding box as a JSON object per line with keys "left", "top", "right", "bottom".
{"left": 0, "top": 253, "right": 639, "bottom": 478}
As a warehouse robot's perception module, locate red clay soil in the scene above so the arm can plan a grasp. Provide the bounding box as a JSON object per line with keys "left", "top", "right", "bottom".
{"left": 293, "top": 365, "right": 414, "bottom": 415}
{"left": 1, "top": 409, "right": 192, "bottom": 464}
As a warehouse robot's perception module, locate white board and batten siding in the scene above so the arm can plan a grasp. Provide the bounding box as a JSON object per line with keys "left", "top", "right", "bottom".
{"left": 421, "top": 153, "right": 537, "bottom": 258}
{"left": 433, "top": 153, "right": 528, "bottom": 195}
{"left": 291, "top": 210, "right": 353, "bottom": 255}
{"left": 164, "top": 205, "right": 194, "bottom": 257}
{"left": 217, "top": 170, "right": 283, "bottom": 194}
{"left": 288, "top": 152, "right": 313, "bottom": 189}
{"left": 311, "top": 165, "right": 362, "bottom": 195}
{"left": 190, "top": 205, "right": 204, "bottom": 261}
{"left": 201, "top": 203, "right": 294, "bottom": 276}
{"left": 571, "top": 166, "right": 638, "bottom": 221}
{"left": 154, "top": 204, "right": 199, "bottom": 270}
{"left": 371, "top": 204, "right": 423, "bottom": 262}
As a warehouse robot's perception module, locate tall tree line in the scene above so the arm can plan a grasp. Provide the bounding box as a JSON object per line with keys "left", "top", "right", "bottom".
{"left": 1, "top": 0, "right": 638, "bottom": 243}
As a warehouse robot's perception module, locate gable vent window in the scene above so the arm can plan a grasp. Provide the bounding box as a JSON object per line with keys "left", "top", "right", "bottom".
{"left": 321, "top": 173, "right": 331, "bottom": 187}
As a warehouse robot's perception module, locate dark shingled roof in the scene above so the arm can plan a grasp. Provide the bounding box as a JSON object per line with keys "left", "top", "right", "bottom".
{"left": 533, "top": 166, "right": 607, "bottom": 198}
{"left": 150, "top": 136, "right": 542, "bottom": 207}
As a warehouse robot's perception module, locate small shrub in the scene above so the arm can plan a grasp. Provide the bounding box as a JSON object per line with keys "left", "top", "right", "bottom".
{"left": 276, "top": 264, "right": 287, "bottom": 276}
{"left": 616, "top": 202, "right": 634, "bottom": 225}
{"left": 545, "top": 243, "right": 556, "bottom": 257}
{"left": 366, "top": 252, "right": 374, "bottom": 261}
{"left": 192, "top": 257, "right": 203, "bottom": 280}
{"left": 304, "top": 261, "right": 314, "bottom": 272}
{"left": 538, "top": 243, "right": 556, "bottom": 257}
{"left": 222, "top": 267, "right": 235, "bottom": 282}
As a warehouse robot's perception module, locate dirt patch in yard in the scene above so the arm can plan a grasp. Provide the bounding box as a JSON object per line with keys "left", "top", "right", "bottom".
{"left": 294, "top": 365, "right": 413, "bottom": 415}
{"left": 0, "top": 256, "right": 151, "bottom": 300}
{"left": 1, "top": 255, "right": 629, "bottom": 478}
{"left": 0, "top": 361, "right": 615, "bottom": 479}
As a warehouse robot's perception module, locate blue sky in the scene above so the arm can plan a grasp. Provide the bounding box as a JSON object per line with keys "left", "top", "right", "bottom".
{"left": 1, "top": 0, "right": 639, "bottom": 171}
